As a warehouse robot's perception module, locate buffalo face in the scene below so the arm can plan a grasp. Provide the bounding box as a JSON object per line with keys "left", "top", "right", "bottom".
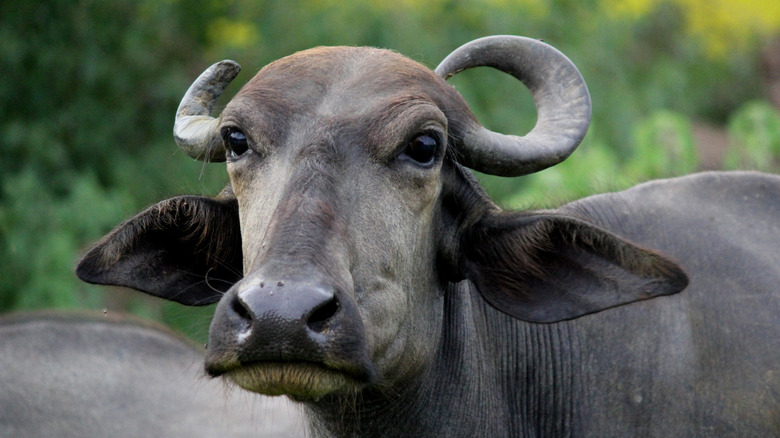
{"left": 202, "top": 49, "right": 456, "bottom": 397}
{"left": 77, "top": 37, "right": 687, "bottom": 402}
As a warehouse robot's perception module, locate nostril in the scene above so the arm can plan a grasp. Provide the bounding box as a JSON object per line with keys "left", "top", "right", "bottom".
{"left": 307, "top": 296, "right": 340, "bottom": 333}
{"left": 231, "top": 294, "right": 253, "bottom": 322}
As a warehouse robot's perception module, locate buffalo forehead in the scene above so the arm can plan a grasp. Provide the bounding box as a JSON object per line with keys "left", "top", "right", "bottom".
{"left": 227, "top": 46, "right": 451, "bottom": 151}
{"left": 241, "top": 46, "right": 440, "bottom": 101}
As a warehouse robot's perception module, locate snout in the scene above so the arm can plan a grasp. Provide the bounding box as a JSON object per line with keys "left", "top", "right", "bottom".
{"left": 206, "top": 275, "right": 375, "bottom": 399}
{"left": 232, "top": 281, "right": 340, "bottom": 354}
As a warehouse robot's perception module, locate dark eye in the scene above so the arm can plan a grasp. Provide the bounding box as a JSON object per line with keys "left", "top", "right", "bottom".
{"left": 403, "top": 134, "right": 439, "bottom": 165}
{"left": 224, "top": 128, "right": 249, "bottom": 159}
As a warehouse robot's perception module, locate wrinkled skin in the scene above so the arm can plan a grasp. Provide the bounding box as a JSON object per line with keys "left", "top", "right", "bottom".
{"left": 77, "top": 44, "right": 778, "bottom": 437}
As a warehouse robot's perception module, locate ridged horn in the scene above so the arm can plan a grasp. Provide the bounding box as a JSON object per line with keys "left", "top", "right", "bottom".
{"left": 174, "top": 60, "right": 241, "bottom": 162}
{"left": 435, "top": 35, "right": 591, "bottom": 177}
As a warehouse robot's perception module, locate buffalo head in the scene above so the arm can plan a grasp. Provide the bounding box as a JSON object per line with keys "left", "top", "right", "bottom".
{"left": 77, "top": 36, "right": 686, "bottom": 401}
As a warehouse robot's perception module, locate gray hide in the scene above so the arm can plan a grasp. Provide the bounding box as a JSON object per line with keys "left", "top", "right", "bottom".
{"left": 562, "top": 171, "right": 780, "bottom": 437}
{"left": 75, "top": 37, "right": 779, "bottom": 437}
{"left": 0, "top": 311, "right": 306, "bottom": 438}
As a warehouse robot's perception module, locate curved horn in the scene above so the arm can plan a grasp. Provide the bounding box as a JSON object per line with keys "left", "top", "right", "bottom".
{"left": 174, "top": 60, "right": 242, "bottom": 162}
{"left": 435, "top": 36, "right": 591, "bottom": 177}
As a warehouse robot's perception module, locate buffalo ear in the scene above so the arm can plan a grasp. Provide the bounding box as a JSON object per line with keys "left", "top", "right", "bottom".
{"left": 76, "top": 196, "right": 242, "bottom": 306}
{"left": 462, "top": 213, "right": 688, "bottom": 323}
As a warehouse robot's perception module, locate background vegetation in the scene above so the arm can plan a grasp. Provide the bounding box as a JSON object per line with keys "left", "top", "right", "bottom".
{"left": 2, "top": 0, "right": 780, "bottom": 342}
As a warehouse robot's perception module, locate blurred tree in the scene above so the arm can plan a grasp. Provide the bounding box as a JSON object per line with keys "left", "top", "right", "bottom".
{"left": 0, "top": 0, "right": 226, "bottom": 338}
{"left": 724, "top": 101, "right": 780, "bottom": 171}
{"left": 630, "top": 110, "right": 698, "bottom": 179}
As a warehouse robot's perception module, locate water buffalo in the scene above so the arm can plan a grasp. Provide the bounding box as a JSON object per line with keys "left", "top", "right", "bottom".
{"left": 0, "top": 311, "right": 306, "bottom": 438}
{"left": 76, "top": 36, "right": 779, "bottom": 437}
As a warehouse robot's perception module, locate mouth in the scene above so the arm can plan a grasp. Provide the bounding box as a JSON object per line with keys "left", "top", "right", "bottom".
{"left": 207, "top": 360, "right": 370, "bottom": 400}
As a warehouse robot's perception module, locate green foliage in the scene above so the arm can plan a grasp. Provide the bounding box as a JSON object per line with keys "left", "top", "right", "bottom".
{"left": 0, "top": 169, "right": 132, "bottom": 310}
{"left": 484, "top": 136, "right": 633, "bottom": 210}
{"left": 723, "top": 101, "right": 780, "bottom": 171}
{"left": 0, "top": 0, "right": 226, "bottom": 339}
{"left": 629, "top": 110, "right": 698, "bottom": 179}
{"left": 2, "top": 0, "right": 779, "bottom": 342}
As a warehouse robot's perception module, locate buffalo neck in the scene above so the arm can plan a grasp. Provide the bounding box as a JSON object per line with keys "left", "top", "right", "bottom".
{"left": 302, "top": 281, "right": 582, "bottom": 438}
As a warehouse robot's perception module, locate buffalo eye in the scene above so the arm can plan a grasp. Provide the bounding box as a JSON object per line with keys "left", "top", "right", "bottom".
{"left": 224, "top": 128, "right": 249, "bottom": 160}
{"left": 402, "top": 133, "right": 439, "bottom": 166}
